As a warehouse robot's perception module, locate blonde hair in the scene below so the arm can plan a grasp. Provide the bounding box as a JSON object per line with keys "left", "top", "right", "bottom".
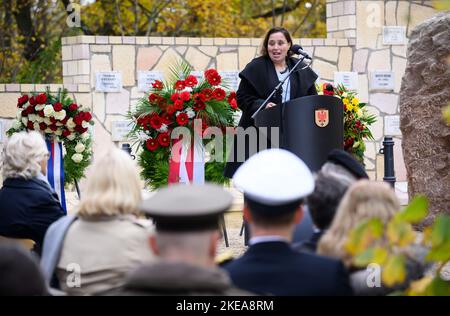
{"left": 317, "top": 180, "right": 400, "bottom": 267}
{"left": 2, "top": 131, "right": 48, "bottom": 180}
{"left": 77, "top": 147, "right": 142, "bottom": 218}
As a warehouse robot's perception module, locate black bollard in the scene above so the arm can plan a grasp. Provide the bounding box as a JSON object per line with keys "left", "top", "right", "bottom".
{"left": 379, "top": 136, "right": 396, "bottom": 188}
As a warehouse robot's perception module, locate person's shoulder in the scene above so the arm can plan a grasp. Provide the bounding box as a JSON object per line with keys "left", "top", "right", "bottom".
{"left": 242, "top": 56, "right": 268, "bottom": 72}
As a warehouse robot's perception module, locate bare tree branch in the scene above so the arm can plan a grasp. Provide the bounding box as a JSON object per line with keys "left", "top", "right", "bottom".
{"left": 291, "top": 0, "right": 318, "bottom": 36}
{"left": 252, "top": 0, "right": 302, "bottom": 19}
{"left": 115, "top": 0, "right": 125, "bottom": 36}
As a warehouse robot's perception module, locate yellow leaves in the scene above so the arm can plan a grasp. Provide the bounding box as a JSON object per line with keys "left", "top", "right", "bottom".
{"left": 426, "top": 215, "right": 450, "bottom": 262}
{"left": 345, "top": 218, "right": 383, "bottom": 256}
{"left": 433, "top": 0, "right": 450, "bottom": 10}
{"left": 382, "top": 254, "right": 406, "bottom": 287}
{"left": 353, "top": 246, "right": 388, "bottom": 267}
{"left": 351, "top": 97, "right": 359, "bottom": 105}
{"left": 407, "top": 276, "right": 433, "bottom": 296}
{"left": 443, "top": 103, "right": 450, "bottom": 125}
{"left": 387, "top": 219, "right": 416, "bottom": 247}
{"left": 394, "top": 195, "right": 428, "bottom": 224}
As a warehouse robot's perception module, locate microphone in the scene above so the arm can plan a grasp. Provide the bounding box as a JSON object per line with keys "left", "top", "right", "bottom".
{"left": 290, "top": 44, "right": 312, "bottom": 60}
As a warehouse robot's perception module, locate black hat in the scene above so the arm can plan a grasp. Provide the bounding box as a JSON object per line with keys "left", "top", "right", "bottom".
{"left": 326, "top": 149, "right": 369, "bottom": 179}
{"left": 140, "top": 183, "right": 233, "bottom": 232}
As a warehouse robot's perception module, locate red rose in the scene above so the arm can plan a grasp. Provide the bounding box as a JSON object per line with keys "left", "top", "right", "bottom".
{"left": 205, "top": 69, "right": 221, "bottom": 86}
{"left": 180, "top": 91, "right": 191, "bottom": 101}
{"left": 174, "top": 80, "right": 186, "bottom": 90}
{"left": 17, "top": 95, "right": 29, "bottom": 107}
{"left": 36, "top": 93, "right": 47, "bottom": 104}
{"left": 184, "top": 75, "right": 198, "bottom": 87}
{"left": 38, "top": 110, "right": 45, "bottom": 117}
{"left": 152, "top": 80, "right": 163, "bottom": 90}
{"left": 62, "top": 129, "right": 71, "bottom": 137}
{"left": 213, "top": 88, "right": 226, "bottom": 100}
{"left": 75, "top": 125, "right": 88, "bottom": 133}
{"left": 21, "top": 109, "right": 28, "bottom": 117}
{"left": 29, "top": 96, "right": 37, "bottom": 106}
{"left": 145, "top": 138, "right": 159, "bottom": 151}
{"left": 61, "top": 116, "right": 69, "bottom": 125}
{"left": 167, "top": 105, "right": 176, "bottom": 116}
{"left": 150, "top": 114, "right": 163, "bottom": 129}
{"left": 201, "top": 88, "right": 213, "bottom": 101}
{"left": 176, "top": 113, "right": 189, "bottom": 125}
{"left": 49, "top": 124, "right": 58, "bottom": 132}
{"left": 26, "top": 105, "right": 35, "bottom": 115}
{"left": 68, "top": 103, "right": 78, "bottom": 111}
{"left": 53, "top": 102, "right": 63, "bottom": 111}
{"left": 157, "top": 133, "right": 171, "bottom": 147}
{"left": 193, "top": 101, "right": 206, "bottom": 111}
{"left": 174, "top": 100, "right": 184, "bottom": 110}
{"left": 74, "top": 114, "right": 83, "bottom": 125}
{"left": 83, "top": 112, "right": 92, "bottom": 122}
{"left": 193, "top": 93, "right": 206, "bottom": 103}
{"left": 229, "top": 98, "right": 238, "bottom": 110}
{"left": 26, "top": 121, "right": 34, "bottom": 130}
{"left": 50, "top": 117, "right": 57, "bottom": 124}
{"left": 39, "top": 122, "right": 47, "bottom": 131}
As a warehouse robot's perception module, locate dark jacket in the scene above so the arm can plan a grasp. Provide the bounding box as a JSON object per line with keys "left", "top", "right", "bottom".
{"left": 292, "top": 231, "right": 324, "bottom": 253}
{"left": 224, "top": 56, "right": 318, "bottom": 178}
{"left": 0, "top": 177, "right": 65, "bottom": 255}
{"left": 223, "top": 241, "right": 353, "bottom": 296}
{"left": 108, "top": 262, "right": 253, "bottom": 296}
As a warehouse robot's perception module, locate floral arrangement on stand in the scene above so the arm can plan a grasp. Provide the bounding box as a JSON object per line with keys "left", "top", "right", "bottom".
{"left": 318, "top": 82, "right": 377, "bottom": 164}
{"left": 7, "top": 88, "right": 94, "bottom": 184}
{"left": 128, "top": 62, "right": 238, "bottom": 189}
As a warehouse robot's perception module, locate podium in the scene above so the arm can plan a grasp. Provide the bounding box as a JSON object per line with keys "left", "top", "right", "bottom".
{"left": 254, "top": 95, "right": 344, "bottom": 171}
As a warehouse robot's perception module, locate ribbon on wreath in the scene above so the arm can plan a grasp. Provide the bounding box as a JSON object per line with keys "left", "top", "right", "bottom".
{"left": 46, "top": 139, "right": 67, "bottom": 213}
{"left": 168, "top": 136, "right": 205, "bottom": 185}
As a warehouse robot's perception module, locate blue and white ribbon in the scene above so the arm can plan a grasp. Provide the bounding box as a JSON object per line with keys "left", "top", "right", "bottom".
{"left": 46, "top": 139, "right": 67, "bottom": 213}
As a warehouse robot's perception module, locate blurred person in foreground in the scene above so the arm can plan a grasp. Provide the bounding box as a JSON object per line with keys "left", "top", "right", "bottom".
{"left": 42, "top": 147, "right": 156, "bottom": 295}
{"left": 223, "top": 149, "right": 353, "bottom": 296}
{"left": 109, "top": 184, "right": 252, "bottom": 296}
{"left": 0, "top": 131, "right": 64, "bottom": 255}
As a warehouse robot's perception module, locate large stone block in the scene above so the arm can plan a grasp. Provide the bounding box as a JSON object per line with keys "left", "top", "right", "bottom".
{"left": 106, "top": 89, "right": 130, "bottom": 114}
{"left": 185, "top": 47, "right": 211, "bottom": 71}
{"left": 217, "top": 53, "right": 238, "bottom": 71}
{"left": 137, "top": 47, "right": 162, "bottom": 71}
{"left": 357, "top": 74, "right": 369, "bottom": 103}
{"left": 399, "top": 12, "right": 450, "bottom": 226}
{"left": 154, "top": 48, "right": 183, "bottom": 79}
{"left": 370, "top": 93, "right": 398, "bottom": 114}
{"left": 239, "top": 47, "right": 257, "bottom": 70}
{"left": 0, "top": 93, "right": 20, "bottom": 118}
{"left": 90, "top": 54, "right": 112, "bottom": 87}
{"left": 385, "top": 1, "right": 397, "bottom": 26}
{"left": 73, "top": 92, "right": 92, "bottom": 109}
{"left": 353, "top": 49, "right": 369, "bottom": 72}
{"left": 90, "top": 45, "right": 111, "bottom": 53}
{"left": 199, "top": 46, "right": 218, "bottom": 57}
{"left": 408, "top": 4, "right": 437, "bottom": 36}
{"left": 315, "top": 46, "right": 339, "bottom": 63}
{"left": 93, "top": 92, "right": 106, "bottom": 123}
{"left": 113, "top": 46, "right": 136, "bottom": 86}
{"left": 367, "top": 49, "right": 391, "bottom": 71}
{"left": 396, "top": 1, "right": 410, "bottom": 26}
{"left": 72, "top": 44, "right": 90, "bottom": 60}
{"left": 356, "top": 1, "right": 384, "bottom": 49}
{"left": 392, "top": 45, "right": 407, "bottom": 58}
{"left": 312, "top": 59, "right": 337, "bottom": 81}
{"left": 338, "top": 47, "right": 352, "bottom": 71}
{"left": 62, "top": 45, "right": 72, "bottom": 61}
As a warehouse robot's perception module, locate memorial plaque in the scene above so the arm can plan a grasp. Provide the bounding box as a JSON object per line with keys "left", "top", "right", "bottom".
{"left": 334, "top": 72, "right": 358, "bottom": 90}
{"left": 384, "top": 115, "right": 401, "bottom": 136}
{"left": 370, "top": 71, "right": 395, "bottom": 91}
{"left": 138, "top": 71, "right": 163, "bottom": 92}
{"left": 111, "top": 120, "right": 133, "bottom": 142}
{"left": 219, "top": 71, "right": 240, "bottom": 91}
{"left": 383, "top": 26, "right": 406, "bottom": 45}
{"left": 95, "top": 72, "right": 122, "bottom": 92}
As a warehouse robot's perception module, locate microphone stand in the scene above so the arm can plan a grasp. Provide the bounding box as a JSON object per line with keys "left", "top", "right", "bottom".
{"left": 251, "top": 55, "right": 310, "bottom": 120}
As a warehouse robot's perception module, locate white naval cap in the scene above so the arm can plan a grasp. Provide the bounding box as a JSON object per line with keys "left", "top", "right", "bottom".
{"left": 232, "top": 149, "right": 315, "bottom": 207}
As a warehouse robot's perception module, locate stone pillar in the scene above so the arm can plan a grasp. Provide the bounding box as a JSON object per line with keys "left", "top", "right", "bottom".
{"left": 399, "top": 12, "right": 450, "bottom": 227}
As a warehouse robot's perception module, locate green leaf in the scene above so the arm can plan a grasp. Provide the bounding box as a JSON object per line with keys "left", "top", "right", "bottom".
{"left": 382, "top": 254, "right": 407, "bottom": 287}
{"left": 353, "top": 246, "right": 388, "bottom": 267}
{"left": 345, "top": 218, "right": 383, "bottom": 255}
{"left": 426, "top": 215, "right": 450, "bottom": 262}
{"left": 387, "top": 219, "right": 416, "bottom": 247}
{"left": 395, "top": 195, "right": 428, "bottom": 223}
{"left": 426, "top": 276, "right": 450, "bottom": 296}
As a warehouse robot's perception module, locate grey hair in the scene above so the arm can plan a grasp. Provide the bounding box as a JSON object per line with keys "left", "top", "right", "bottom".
{"left": 320, "top": 162, "right": 358, "bottom": 187}
{"left": 2, "top": 131, "right": 48, "bottom": 180}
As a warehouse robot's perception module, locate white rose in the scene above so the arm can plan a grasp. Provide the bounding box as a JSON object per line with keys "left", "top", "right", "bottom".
{"left": 16, "top": 110, "right": 22, "bottom": 120}
{"left": 54, "top": 109, "right": 66, "bottom": 121}
{"left": 67, "top": 118, "right": 76, "bottom": 130}
{"left": 54, "top": 129, "right": 62, "bottom": 136}
{"left": 71, "top": 153, "right": 83, "bottom": 163}
{"left": 67, "top": 133, "right": 76, "bottom": 141}
{"left": 75, "top": 142, "right": 85, "bottom": 153}
{"left": 56, "top": 122, "right": 63, "bottom": 126}
{"left": 35, "top": 104, "right": 45, "bottom": 111}
{"left": 81, "top": 120, "right": 89, "bottom": 129}
{"left": 43, "top": 104, "right": 54, "bottom": 117}
{"left": 28, "top": 114, "right": 37, "bottom": 122}
{"left": 36, "top": 116, "right": 44, "bottom": 123}
{"left": 33, "top": 122, "right": 40, "bottom": 130}
{"left": 21, "top": 117, "right": 28, "bottom": 125}
{"left": 12, "top": 119, "right": 22, "bottom": 130}
{"left": 45, "top": 128, "right": 52, "bottom": 134}
{"left": 81, "top": 132, "right": 90, "bottom": 141}
{"left": 185, "top": 108, "right": 195, "bottom": 119}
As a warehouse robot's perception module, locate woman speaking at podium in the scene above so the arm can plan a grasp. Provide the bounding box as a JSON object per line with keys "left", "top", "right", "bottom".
{"left": 224, "top": 27, "right": 318, "bottom": 178}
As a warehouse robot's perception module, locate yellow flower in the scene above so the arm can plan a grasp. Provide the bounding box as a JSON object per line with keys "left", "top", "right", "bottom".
{"left": 352, "top": 97, "right": 359, "bottom": 105}
{"left": 347, "top": 103, "right": 354, "bottom": 111}
{"left": 343, "top": 98, "right": 350, "bottom": 105}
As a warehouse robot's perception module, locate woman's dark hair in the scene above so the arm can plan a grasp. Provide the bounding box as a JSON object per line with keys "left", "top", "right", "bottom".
{"left": 260, "top": 27, "right": 293, "bottom": 57}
